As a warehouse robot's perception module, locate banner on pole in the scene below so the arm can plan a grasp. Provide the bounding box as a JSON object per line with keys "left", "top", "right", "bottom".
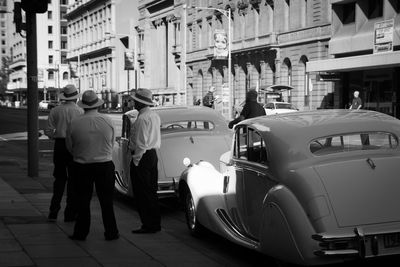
{"left": 213, "top": 29, "right": 228, "bottom": 60}
{"left": 124, "top": 51, "right": 135, "bottom": 70}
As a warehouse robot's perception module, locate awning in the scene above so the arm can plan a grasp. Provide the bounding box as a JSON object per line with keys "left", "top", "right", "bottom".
{"left": 306, "top": 51, "right": 400, "bottom": 73}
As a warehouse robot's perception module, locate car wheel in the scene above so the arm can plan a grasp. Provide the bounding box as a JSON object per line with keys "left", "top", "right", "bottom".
{"left": 183, "top": 187, "right": 204, "bottom": 236}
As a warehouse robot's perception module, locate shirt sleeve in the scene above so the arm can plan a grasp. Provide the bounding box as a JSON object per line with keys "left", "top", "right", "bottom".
{"left": 131, "top": 118, "right": 149, "bottom": 166}
{"left": 44, "top": 110, "right": 56, "bottom": 139}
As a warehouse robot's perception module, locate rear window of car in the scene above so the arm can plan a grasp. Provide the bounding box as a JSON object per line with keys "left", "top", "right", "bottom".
{"left": 276, "top": 103, "right": 296, "bottom": 110}
{"left": 161, "top": 121, "right": 215, "bottom": 132}
{"left": 310, "top": 132, "right": 399, "bottom": 156}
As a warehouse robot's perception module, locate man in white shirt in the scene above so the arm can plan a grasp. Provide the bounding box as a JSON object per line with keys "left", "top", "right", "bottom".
{"left": 129, "top": 88, "right": 161, "bottom": 234}
{"left": 45, "top": 84, "right": 83, "bottom": 222}
{"left": 66, "top": 90, "right": 119, "bottom": 241}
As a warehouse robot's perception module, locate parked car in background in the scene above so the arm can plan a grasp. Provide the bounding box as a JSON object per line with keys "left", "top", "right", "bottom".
{"left": 263, "top": 101, "right": 298, "bottom": 115}
{"left": 112, "top": 106, "right": 232, "bottom": 198}
{"left": 39, "top": 100, "right": 59, "bottom": 110}
{"left": 179, "top": 109, "right": 400, "bottom": 266}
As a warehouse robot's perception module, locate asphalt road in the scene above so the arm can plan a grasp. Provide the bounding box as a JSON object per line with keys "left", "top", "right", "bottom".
{"left": 0, "top": 106, "right": 398, "bottom": 267}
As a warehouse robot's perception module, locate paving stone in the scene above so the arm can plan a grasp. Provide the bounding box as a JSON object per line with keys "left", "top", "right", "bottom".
{"left": 0, "top": 239, "right": 22, "bottom": 252}
{"left": 0, "top": 251, "right": 33, "bottom": 266}
{"left": 23, "top": 243, "right": 88, "bottom": 259}
{"left": 34, "top": 257, "right": 101, "bottom": 267}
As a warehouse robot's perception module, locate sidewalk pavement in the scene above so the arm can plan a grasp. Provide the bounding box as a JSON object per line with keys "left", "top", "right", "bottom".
{"left": 0, "top": 142, "right": 227, "bottom": 267}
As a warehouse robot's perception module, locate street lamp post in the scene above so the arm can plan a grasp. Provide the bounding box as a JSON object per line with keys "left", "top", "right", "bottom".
{"left": 105, "top": 31, "right": 136, "bottom": 94}
{"left": 186, "top": 5, "right": 232, "bottom": 119}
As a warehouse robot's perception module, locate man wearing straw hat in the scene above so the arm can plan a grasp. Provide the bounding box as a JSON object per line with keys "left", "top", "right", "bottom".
{"left": 45, "top": 84, "right": 83, "bottom": 222}
{"left": 129, "top": 88, "right": 162, "bottom": 234}
{"left": 66, "top": 90, "right": 119, "bottom": 241}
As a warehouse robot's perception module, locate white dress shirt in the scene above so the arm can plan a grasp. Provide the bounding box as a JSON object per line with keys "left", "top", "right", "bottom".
{"left": 66, "top": 109, "right": 115, "bottom": 164}
{"left": 45, "top": 102, "right": 83, "bottom": 139}
{"left": 129, "top": 106, "right": 161, "bottom": 166}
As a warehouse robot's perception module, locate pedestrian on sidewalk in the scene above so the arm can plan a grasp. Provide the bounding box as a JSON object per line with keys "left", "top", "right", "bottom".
{"left": 66, "top": 90, "right": 119, "bottom": 241}
{"left": 228, "top": 89, "right": 265, "bottom": 129}
{"left": 45, "top": 84, "right": 83, "bottom": 222}
{"left": 129, "top": 88, "right": 162, "bottom": 234}
{"left": 349, "top": 90, "right": 362, "bottom": 110}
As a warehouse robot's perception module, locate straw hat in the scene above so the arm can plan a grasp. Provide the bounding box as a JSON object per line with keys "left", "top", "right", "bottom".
{"left": 131, "top": 88, "right": 154, "bottom": 106}
{"left": 77, "top": 90, "right": 104, "bottom": 109}
{"left": 59, "top": 84, "right": 80, "bottom": 100}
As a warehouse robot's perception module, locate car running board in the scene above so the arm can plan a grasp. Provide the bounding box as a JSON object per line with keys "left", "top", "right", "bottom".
{"left": 216, "top": 208, "right": 259, "bottom": 249}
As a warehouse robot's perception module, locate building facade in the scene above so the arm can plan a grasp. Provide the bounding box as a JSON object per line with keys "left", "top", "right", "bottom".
{"left": 136, "top": 0, "right": 186, "bottom": 107}
{"left": 7, "top": 0, "right": 71, "bottom": 104}
{"left": 66, "top": 0, "right": 138, "bottom": 109}
{"left": 307, "top": 0, "right": 400, "bottom": 119}
{"left": 137, "top": 0, "right": 332, "bottom": 118}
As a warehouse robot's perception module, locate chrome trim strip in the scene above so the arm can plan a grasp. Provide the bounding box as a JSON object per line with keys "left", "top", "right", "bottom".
{"left": 216, "top": 208, "right": 259, "bottom": 248}
{"left": 314, "top": 249, "right": 359, "bottom": 257}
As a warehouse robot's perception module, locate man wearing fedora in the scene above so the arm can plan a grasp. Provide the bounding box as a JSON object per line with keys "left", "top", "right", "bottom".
{"left": 45, "top": 84, "right": 83, "bottom": 222}
{"left": 129, "top": 88, "right": 162, "bottom": 234}
{"left": 66, "top": 90, "right": 119, "bottom": 241}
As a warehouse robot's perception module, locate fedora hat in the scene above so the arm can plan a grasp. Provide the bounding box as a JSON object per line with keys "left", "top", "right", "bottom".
{"left": 77, "top": 90, "right": 104, "bottom": 109}
{"left": 131, "top": 88, "right": 154, "bottom": 106}
{"left": 59, "top": 84, "right": 80, "bottom": 100}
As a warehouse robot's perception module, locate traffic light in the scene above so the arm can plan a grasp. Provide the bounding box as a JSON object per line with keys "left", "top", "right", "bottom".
{"left": 13, "top": 2, "right": 23, "bottom": 33}
{"left": 21, "top": 0, "right": 48, "bottom": 14}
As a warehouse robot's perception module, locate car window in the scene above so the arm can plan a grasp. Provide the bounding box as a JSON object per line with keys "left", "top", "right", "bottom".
{"left": 233, "top": 126, "right": 268, "bottom": 165}
{"left": 310, "top": 132, "right": 399, "bottom": 156}
{"left": 121, "top": 114, "right": 131, "bottom": 138}
{"left": 275, "top": 103, "right": 295, "bottom": 109}
{"left": 161, "top": 120, "right": 215, "bottom": 132}
{"left": 247, "top": 128, "right": 268, "bottom": 165}
{"left": 233, "top": 126, "right": 247, "bottom": 160}
{"left": 264, "top": 103, "right": 274, "bottom": 109}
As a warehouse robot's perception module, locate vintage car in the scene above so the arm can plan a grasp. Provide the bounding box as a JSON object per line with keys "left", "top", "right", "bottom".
{"left": 178, "top": 109, "right": 400, "bottom": 266}
{"left": 263, "top": 101, "right": 299, "bottom": 115}
{"left": 112, "top": 105, "right": 232, "bottom": 198}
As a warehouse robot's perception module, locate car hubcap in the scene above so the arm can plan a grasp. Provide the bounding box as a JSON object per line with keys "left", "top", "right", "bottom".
{"left": 186, "top": 192, "right": 196, "bottom": 230}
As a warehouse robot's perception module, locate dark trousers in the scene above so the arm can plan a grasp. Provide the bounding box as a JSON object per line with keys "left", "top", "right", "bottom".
{"left": 49, "top": 138, "right": 76, "bottom": 218}
{"left": 130, "top": 149, "right": 161, "bottom": 230}
{"left": 72, "top": 161, "right": 119, "bottom": 239}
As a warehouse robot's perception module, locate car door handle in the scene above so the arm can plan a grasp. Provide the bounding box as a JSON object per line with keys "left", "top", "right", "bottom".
{"left": 223, "top": 175, "right": 229, "bottom": 194}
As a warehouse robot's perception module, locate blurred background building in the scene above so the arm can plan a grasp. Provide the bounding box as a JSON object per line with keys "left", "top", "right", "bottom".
{"left": 1, "top": 0, "right": 399, "bottom": 119}
{"left": 66, "top": 0, "right": 138, "bottom": 109}
{"left": 6, "top": 0, "right": 71, "bottom": 105}
{"left": 308, "top": 0, "right": 400, "bottom": 118}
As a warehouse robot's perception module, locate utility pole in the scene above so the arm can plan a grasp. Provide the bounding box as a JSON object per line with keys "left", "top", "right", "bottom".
{"left": 20, "top": 0, "right": 48, "bottom": 177}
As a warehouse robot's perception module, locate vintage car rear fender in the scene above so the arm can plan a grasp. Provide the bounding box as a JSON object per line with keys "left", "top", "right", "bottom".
{"left": 261, "top": 185, "right": 340, "bottom": 266}
{"left": 179, "top": 162, "right": 228, "bottom": 234}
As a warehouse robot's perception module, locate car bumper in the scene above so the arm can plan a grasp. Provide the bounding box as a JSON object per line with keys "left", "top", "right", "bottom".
{"left": 157, "top": 179, "right": 178, "bottom": 198}
{"left": 312, "top": 224, "right": 400, "bottom": 259}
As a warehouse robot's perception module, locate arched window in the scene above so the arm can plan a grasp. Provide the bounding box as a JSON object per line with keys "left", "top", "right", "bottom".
{"left": 197, "top": 69, "right": 204, "bottom": 105}
{"left": 299, "top": 55, "right": 309, "bottom": 107}
{"left": 48, "top": 71, "right": 54, "bottom": 80}
{"left": 282, "top": 58, "right": 292, "bottom": 102}
{"left": 63, "top": 71, "right": 69, "bottom": 80}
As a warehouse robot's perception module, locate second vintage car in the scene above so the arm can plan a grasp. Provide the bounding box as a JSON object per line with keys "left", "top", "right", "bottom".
{"left": 112, "top": 105, "right": 232, "bottom": 198}
{"left": 179, "top": 109, "right": 400, "bottom": 266}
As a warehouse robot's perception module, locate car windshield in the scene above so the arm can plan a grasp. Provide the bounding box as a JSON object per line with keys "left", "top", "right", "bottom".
{"left": 275, "top": 103, "right": 296, "bottom": 109}
{"left": 310, "top": 132, "right": 399, "bottom": 156}
{"left": 161, "top": 120, "right": 215, "bottom": 132}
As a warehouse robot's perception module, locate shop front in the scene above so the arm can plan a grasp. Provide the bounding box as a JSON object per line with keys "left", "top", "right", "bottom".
{"left": 307, "top": 51, "right": 400, "bottom": 119}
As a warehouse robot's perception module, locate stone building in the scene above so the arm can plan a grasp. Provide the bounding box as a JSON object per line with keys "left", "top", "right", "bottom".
{"left": 307, "top": 0, "right": 400, "bottom": 119}
{"left": 7, "top": 0, "right": 71, "bottom": 104}
{"left": 183, "top": 0, "right": 332, "bottom": 118}
{"left": 66, "top": 0, "right": 138, "bottom": 108}
{"left": 136, "top": 0, "right": 186, "bottom": 107}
